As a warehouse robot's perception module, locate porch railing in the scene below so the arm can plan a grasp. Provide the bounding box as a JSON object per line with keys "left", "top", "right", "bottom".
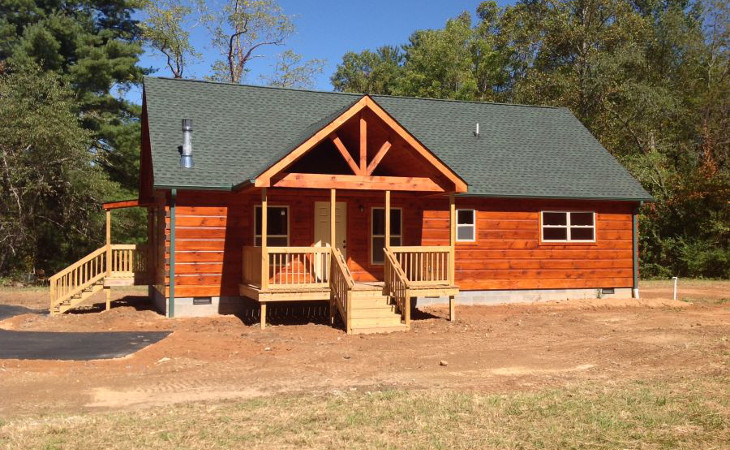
{"left": 330, "top": 247, "right": 354, "bottom": 332}
{"left": 242, "top": 246, "right": 263, "bottom": 286}
{"left": 242, "top": 246, "right": 331, "bottom": 291}
{"left": 111, "top": 244, "right": 148, "bottom": 277}
{"left": 384, "top": 247, "right": 411, "bottom": 326}
{"left": 391, "top": 246, "right": 451, "bottom": 286}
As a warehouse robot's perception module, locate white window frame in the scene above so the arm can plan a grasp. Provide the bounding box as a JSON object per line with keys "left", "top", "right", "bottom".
{"left": 370, "top": 207, "right": 403, "bottom": 265}
{"left": 456, "top": 209, "right": 476, "bottom": 242}
{"left": 541, "top": 211, "right": 596, "bottom": 243}
{"left": 254, "top": 205, "right": 290, "bottom": 247}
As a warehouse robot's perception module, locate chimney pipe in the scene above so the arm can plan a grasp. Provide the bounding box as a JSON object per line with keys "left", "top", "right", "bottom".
{"left": 474, "top": 122, "right": 480, "bottom": 138}
{"left": 181, "top": 118, "right": 193, "bottom": 168}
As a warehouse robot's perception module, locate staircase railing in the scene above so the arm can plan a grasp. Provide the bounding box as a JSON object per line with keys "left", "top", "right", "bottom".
{"left": 49, "top": 246, "right": 108, "bottom": 312}
{"left": 49, "top": 244, "right": 148, "bottom": 313}
{"left": 384, "top": 247, "right": 411, "bottom": 326}
{"left": 330, "top": 247, "right": 354, "bottom": 333}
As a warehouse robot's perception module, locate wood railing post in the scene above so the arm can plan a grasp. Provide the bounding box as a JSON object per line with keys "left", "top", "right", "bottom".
{"left": 405, "top": 290, "right": 411, "bottom": 327}
{"left": 260, "top": 188, "right": 269, "bottom": 290}
{"left": 385, "top": 190, "right": 391, "bottom": 250}
{"left": 330, "top": 188, "right": 336, "bottom": 251}
{"left": 449, "top": 193, "right": 456, "bottom": 286}
{"left": 106, "top": 210, "right": 112, "bottom": 276}
{"left": 346, "top": 290, "right": 352, "bottom": 334}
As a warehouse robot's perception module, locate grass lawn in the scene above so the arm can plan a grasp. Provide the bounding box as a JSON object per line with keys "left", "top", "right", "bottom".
{"left": 1, "top": 377, "right": 727, "bottom": 450}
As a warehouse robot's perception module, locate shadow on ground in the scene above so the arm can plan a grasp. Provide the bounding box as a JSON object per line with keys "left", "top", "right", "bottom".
{"left": 0, "top": 304, "right": 47, "bottom": 320}
{"left": 69, "top": 296, "right": 158, "bottom": 315}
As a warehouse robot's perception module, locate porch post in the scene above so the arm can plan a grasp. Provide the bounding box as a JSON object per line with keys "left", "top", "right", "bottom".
{"left": 105, "top": 210, "right": 112, "bottom": 276}
{"left": 261, "top": 188, "right": 268, "bottom": 291}
{"left": 449, "top": 193, "right": 456, "bottom": 321}
{"left": 330, "top": 188, "right": 336, "bottom": 250}
{"left": 385, "top": 190, "right": 391, "bottom": 249}
{"left": 449, "top": 194, "right": 456, "bottom": 285}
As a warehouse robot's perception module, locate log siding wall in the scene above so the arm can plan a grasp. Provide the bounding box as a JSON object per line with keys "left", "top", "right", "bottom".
{"left": 417, "top": 197, "right": 635, "bottom": 290}
{"left": 159, "top": 189, "right": 636, "bottom": 298}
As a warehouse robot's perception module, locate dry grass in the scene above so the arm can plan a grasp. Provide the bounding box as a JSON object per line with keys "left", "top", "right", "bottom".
{"left": 1, "top": 377, "right": 727, "bottom": 450}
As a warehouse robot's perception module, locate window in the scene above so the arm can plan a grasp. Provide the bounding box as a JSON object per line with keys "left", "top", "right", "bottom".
{"left": 456, "top": 209, "right": 476, "bottom": 242}
{"left": 541, "top": 211, "right": 595, "bottom": 242}
{"left": 254, "top": 206, "right": 289, "bottom": 246}
{"left": 371, "top": 208, "right": 402, "bottom": 264}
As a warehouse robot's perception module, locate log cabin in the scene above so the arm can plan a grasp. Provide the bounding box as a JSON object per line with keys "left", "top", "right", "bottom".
{"left": 49, "top": 77, "right": 653, "bottom": 334}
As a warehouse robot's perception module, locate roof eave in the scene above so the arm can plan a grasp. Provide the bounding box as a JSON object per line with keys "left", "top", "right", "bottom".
{"left": 457, "top": 192, "right": 655, "bottom": 202}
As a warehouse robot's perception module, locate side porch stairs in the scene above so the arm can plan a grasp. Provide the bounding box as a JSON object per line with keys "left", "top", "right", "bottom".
{"left": 49, "top": 244, "right": 147, "bottom": 315}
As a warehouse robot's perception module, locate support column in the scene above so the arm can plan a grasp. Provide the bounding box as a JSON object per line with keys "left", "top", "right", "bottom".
{"left": 632, "top": 202, "right": 642, "bottom": 299}
{"left": 261, "top": 188, "right": 268, "bottom": 291}
{"left": 105, "top": 210, "right": 112, "bottom": 276}
{"left": 449, "top": 193, "right": 456, "bottom": 286}
{"left": 105, "top": 286, "right": 111, "bottom": 311}
{"left": 147, "top": 206, "right": 154, "bottom": 282}
{"left": 260, "top": 302, "right": 267, "bottom": 329}
{"left": 168, "top": 189, "right": 177, "bottom": 318}
{"left": 449, "top": 295, "right": 455, "bottom": 322}
{"left": 385, "top": 190, "right": 391, "bottom": 249}
{"left": 330, "top": 188, "right": 336, "bottom": 250}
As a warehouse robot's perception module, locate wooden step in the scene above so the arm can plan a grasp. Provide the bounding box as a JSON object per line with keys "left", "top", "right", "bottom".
{"left": 349, "top": 307, "right": 398, "bottom": 320}
{"left": 350, "top": 324, "right": 408, "bottom": 334}
{"left": 350, "top": 316, "right": 404, "bottom": 328}
{"left": 350, "top": 289, "right": 387, "bottom": 299}
{"left": 350, "top": 297, "right": 393, "bottom": 308}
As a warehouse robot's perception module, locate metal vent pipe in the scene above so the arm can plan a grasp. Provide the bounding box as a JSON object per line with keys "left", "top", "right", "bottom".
{"left": 181, "top": 119, "right": 193, "bottom": 168}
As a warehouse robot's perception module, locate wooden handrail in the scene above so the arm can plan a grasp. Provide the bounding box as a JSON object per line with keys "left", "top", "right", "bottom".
{"left": 49, "top": 244, "right": 148, "bottom": 313}
{"left": 384, "top": 247, "right": 411, "bottom": 326}
{"left": 330, "top": 247, "right": 354, "bottom": 333}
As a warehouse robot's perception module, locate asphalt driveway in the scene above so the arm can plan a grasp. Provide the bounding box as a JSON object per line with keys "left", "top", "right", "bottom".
{"left": 0, "top": 329, "right": 170, "bottom": 360}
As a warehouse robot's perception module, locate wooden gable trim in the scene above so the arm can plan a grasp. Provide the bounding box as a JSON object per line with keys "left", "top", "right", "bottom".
{"left": 254, "top": 95, "right": 467, "bottom": 193}
{"left": 330, "top": 133, "right": 361, "bottom": 175}
{"left": 255, "top": 96, "right": 369, "bottom": 187}
{"left": 363, "top": 97, "right": 467, "bottom": 193}
{"left": 366, "top": 140, "right": 392, "bottom": 176}
{"left": 271, "top": 173, "right": 444, "bottom": 192}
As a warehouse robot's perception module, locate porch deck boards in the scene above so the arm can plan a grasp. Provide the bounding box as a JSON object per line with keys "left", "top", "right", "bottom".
{"left": 239, "top": 280, "right": 458, "bottom": 303}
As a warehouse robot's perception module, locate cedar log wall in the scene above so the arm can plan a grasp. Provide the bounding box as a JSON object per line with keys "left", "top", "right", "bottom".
{"left": 158, "top": 189, "right": 635, "bottom": 298}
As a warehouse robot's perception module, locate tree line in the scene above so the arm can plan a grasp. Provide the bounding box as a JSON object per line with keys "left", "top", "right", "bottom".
{"left": 0, "top": 0, "right": 727, "bottom": 280}
{"left": 333, "top": 0, "right": 729, "bottom": 278}
{"left": 0, "top": 0, "right": 323, "bottom": 279}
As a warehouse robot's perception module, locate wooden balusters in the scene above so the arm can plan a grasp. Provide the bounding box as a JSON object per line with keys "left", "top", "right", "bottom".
{"left": 329, "top": 247, "right": 354, "bottom": 333}
{"left": 391, "top": 246, "right": 451, "bottom": 286}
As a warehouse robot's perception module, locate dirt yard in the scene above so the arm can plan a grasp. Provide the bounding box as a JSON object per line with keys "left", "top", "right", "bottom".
{"left": 0, "top": 280, "right": 727, "bottom": 422}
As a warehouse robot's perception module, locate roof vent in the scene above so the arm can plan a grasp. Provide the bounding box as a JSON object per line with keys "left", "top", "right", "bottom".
{"left": 474, "top": 122, "right": 480, "bottom": 138}
{"left": 181, "top": 118, "right": 193, "bottom": 168}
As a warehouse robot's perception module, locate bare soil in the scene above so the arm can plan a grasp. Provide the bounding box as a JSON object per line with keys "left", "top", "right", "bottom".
{"left": 0, "top": 282, "right": 728, "bottom": 419}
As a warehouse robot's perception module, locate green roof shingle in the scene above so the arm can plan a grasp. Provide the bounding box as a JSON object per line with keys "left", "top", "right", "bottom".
{"left": 144, "top": 77, "right": 652, "bottom": 201}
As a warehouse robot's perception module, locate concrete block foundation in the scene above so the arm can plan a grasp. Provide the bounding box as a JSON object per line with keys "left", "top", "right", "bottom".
{"left": 417, "top": 288, "right": 633, "bottom": 307}
{"left": 148, "top": 287, "right": 634, "bottom": 318}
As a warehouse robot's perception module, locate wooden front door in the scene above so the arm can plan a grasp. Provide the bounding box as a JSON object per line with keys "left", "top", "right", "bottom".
{"left": 314, "top": 201, "right": 347, "bottom": 258}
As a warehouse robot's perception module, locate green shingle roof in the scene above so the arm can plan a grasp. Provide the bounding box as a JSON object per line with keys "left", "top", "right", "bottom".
{"left": 143, "top": 77, "right": 652, "bottom": 201}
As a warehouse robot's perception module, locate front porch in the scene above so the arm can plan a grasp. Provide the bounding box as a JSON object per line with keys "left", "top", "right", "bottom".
{"left": 237, "top": 187, "right": 460, "bottom": 333}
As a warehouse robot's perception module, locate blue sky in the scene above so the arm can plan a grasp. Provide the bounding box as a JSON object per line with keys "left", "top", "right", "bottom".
{"left": 131, "top": 0, "right": 511, "bottom": 104}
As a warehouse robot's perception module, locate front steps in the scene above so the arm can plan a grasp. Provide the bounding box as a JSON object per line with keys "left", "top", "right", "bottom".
{"left": 348, "top": 288, "right": 407, "bottom": 334}
{"left": 51, "top": 280, "right": 105, "bottom": 315}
